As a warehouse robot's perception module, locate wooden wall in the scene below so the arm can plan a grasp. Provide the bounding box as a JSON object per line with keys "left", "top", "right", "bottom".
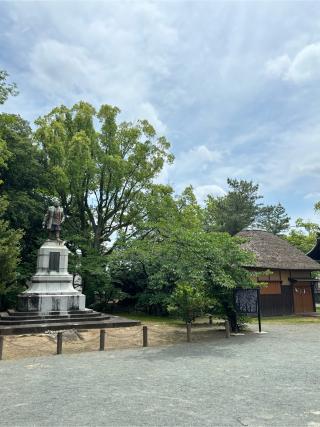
{"left": 260, "top": 285, "right": 293, "bottom": 316}
{"left": 253, "top": 269, "right": 315, "bottom": 316}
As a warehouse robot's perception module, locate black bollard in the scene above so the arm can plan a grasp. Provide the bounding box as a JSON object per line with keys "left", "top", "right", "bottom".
{"left": 225, "top": 320, "right": 231, "bottom": 338}
{"left": 0, "top": 336, "right": 3, "bottom": 360}
{"left": 57, "top": 332, "right": 63, "bottom": 355}
{"left": 143, "top": 326, "right": 148, "bottom": 347}
{"left": 187, "top": 322, "right": 192, "bottom": 342}
{"left": 100, "top": 329, "right": 106, "bottom": 351}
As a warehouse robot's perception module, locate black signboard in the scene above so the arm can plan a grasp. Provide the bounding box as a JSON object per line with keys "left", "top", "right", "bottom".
{"left": 234, "top": 288, "right": 262, "bottom": 332}
{"left": 235, "top": 288, "right": 259, "bottom": 314}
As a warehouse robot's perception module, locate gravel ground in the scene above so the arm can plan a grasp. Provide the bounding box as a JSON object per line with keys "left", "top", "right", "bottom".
{"left": 1, "top": 323, "right": 320, "bottom": 427}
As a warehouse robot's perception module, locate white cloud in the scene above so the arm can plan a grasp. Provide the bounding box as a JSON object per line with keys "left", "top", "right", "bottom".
{"left": 265, "top": 55, "right": 291, "bottom": 79}
{"left": 171, "top": 144, "right": 224, "bottom": 182}
{"left": 30, "top": 40, "right": 100, "bottom": 100}
{"left": 288, "top": 43, "right": 320, "bottom": 82}
{"left": 186, "top": 145, "right": 223, "bottom": 163}
{"left": 6, "top": 2, "right": 179, "bottom": 133}
{"left": 266, "top": 42, "right": 320, "bottom": 83}
{"left": 304, "top": 192, "right": 320, "bottom": 200}
{"left": 193, "top": 184, "right": 225, "bottom": 204}
{"left": 248, "top": 121, "right": 320, "bottom": 194}
{"left": 136, "top": 102, "right": 167, "bottom": 135}
{"left": 155, "top": 144, "right": 225, "bottom": 194}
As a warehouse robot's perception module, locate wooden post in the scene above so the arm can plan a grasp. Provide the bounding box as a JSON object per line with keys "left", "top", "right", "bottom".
{"left": 187, "top": 322, "right": 191, "bottom": 342}
{"left": 57, "top": 332, "right": 63, "bottom": 355}
{"left": 99, "top": 329, "right": 106, "bottom": 351}
{"left": 209, "top": 315, "right": 213, "bottom": 325}
{"left": 257, "top": 288, "right": 262, "bottom": 333}
{"left": 143, "top": 326, "right": 148, "bottom": 347}
{"left": 225, "top": 320, "right": 231, "bottom": 338}
{"left": 0, "top": 336, "right": 4, "bottom": 360}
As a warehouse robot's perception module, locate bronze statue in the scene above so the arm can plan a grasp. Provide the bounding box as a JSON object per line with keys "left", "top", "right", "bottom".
{"left": 42, "top": 198, "right": 65, "bottom": 240}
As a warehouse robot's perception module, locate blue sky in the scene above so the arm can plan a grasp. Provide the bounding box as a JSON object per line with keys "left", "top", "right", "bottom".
{"left": 1, "top": 1, "right": 320, "bottom": 225}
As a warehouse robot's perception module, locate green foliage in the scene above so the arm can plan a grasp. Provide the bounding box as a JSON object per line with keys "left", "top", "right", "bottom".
{"left": 285, "top": 218, "right": 319, "bottom": 253}
{"left": 204, "top": 179, "right": 290, "bottom": 238}
{"left": 107, "top": 187, "right": 256, "bottom": 317}
{"left": 0, "top": 70, "right": 18, "bottom": 105}
{"left": 0, "top": 137, "right": 10, "bottom": 173}
{"left": 0, "top": 196, "right": 23, "bottom": 309}
{"left": 256, "top": 203, "right": 290, "bottom": 235}
{"left": 0, "top": 70, "right": 23, "bottom": 308}
{"left": 34, "top": 102, "right": 174, "bottom": 251}
{"left": 167, "top": 282, "right": 213, "bottom": 323}
{"left": 0, "top": 71, "right": 16, "bottom": 173}
{"left": 70, "top": 246, "right": 127, "bottom": 312}
{"left": 33, "top": 101, "right": 174, "bottom": 304}
{"left": 0, "top": 113, "right": 47, "bottom": 283}
{"left": 205, "top": 178, "right": 262, "bottom": 235}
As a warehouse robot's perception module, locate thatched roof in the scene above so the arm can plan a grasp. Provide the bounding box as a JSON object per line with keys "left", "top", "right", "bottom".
{"left": 237, "top": 229, "right": 320, "bottom": 271}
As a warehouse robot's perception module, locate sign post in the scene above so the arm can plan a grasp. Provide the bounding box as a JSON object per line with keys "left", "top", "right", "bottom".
{"left": 257, "top": 288, "right": 262, "bottom": 333}
{"left": 234, "top": 288, "right": 262, "bottom": 333}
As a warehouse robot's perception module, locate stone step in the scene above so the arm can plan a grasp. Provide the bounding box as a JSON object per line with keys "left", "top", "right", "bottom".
{"left": 7, "top": 309, "right": 95, "bottom": 317}
{"left": 2, "top": 312, "right": 104, "bottom": 321}
{"left": 0, "top": 315, "right": 111, "bottom": 326}
{"left": 0, "top": 316, "right": 140, "bottom": 335}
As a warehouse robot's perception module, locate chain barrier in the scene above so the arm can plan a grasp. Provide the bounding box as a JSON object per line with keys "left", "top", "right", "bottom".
{"left": 6, "top": 328, "right": 143, "bottom": 348}
{"left": 2, "top": 324, "right": 220, "bottom": 359}
{"left": 147, "top": 326, "right": 183, "bottom": 336}
{"left": 105, "top": 329, "right": 142, "bottom": 339}
{"left": 7, "top": 340, "right": 54, "bottom": 350}
{"left": 70, "top": 336, "right": 100, "bottom": 344}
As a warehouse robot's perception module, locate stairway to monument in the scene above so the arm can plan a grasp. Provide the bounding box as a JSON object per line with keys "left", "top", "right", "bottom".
{"left": 4, "top": 309, "right": 106, "bottom": 320}
{"left": 0, "top": 310, "right": 140, "bottom": 335}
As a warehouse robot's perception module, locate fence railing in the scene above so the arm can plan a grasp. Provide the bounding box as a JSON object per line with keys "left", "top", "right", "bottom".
{"left": 0, "top": 320, "right": 231, "bottom": 360}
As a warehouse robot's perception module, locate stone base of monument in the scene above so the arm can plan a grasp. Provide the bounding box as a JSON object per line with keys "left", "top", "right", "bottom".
{"left": 17, "top": 240, "right": 86, "bottom": 313}
{"left": 17, "top": 293, "right": 86, "bottom": 312}
{"left": 0, "top": 239, "right": 139, "bottom": 335}
{"left": 0, "top": 310, "right": 139, "bottom": 335}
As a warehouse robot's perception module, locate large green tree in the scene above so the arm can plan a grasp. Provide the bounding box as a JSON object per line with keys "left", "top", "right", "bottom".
{"left": 256, "top": 203, "right": 290, "bottom": 235}
{"left": 285, "top": 218, "right": 319, "bottom": 253}
{"left": 34, "top": 102, "right": 174, "bottom": 305}
{"left": 107, "top": 186, "right": 255, "bottom": 327}
{"left": 35, "top": 102, "right": 173, "bottom": 251}
{"left": 0, "top": 113, "right": 47, "bottom": 282}
{"left": 204, "top": 179, "right": 290, "bottom": 236}
{"left": 0, "top": 197, "right": 22, "bottom": 309}
{"left": 0, "top": 70, "right": 23, "bottom": 308}
{"left": 204, "top": 178, "right": 262, "bottom": 235}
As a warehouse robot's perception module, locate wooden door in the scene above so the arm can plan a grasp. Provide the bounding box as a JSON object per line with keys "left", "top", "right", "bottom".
{"left": 293, "top": 284, "right": 314, "bottom": 313}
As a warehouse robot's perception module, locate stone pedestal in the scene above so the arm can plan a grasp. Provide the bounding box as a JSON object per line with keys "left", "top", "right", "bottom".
{"left": 18, "top": 240, "right": 85, "bottom": 313}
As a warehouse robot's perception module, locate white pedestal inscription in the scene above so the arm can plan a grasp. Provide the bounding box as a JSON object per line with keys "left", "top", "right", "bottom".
{"left": 18, "top": 240, "right": 86, "bottom": 313}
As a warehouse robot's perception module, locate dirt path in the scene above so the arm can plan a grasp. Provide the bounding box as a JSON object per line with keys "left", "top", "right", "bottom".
{"left": 1, "top": 321, "right": 228, "bottom": 360}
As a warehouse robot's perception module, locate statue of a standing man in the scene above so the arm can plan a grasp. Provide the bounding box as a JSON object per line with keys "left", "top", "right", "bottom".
{"left": 42, "top": 198, "right": 65, "bottom": 240}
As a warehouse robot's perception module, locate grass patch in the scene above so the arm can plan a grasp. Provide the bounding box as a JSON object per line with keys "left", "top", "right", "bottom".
{"left": 118, "top": 312, "right": 320, "bottom": 326}
{"left": 116, "top": 312, "right": 185, "bottom": 325}
{"left": 116, "top": 312, "right": 224, "bottom": 326}
{"left": 253, "top": 315, "right": 320, "bottom": 324}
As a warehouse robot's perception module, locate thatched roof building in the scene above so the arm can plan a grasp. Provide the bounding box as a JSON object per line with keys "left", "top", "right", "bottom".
{"left": 238, "top": 229, "right": 320, "bottom": 271}
{"left": 236, "top": 229, "right": 319, "bottom": 315}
